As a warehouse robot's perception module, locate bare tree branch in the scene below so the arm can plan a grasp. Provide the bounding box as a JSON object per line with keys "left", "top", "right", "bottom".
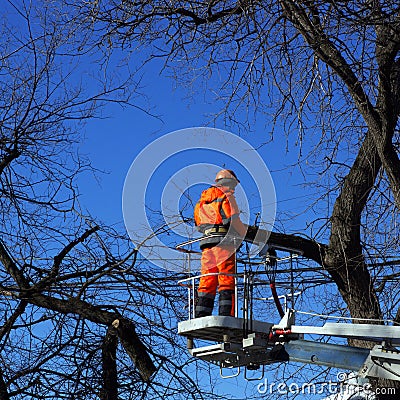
{"left": 101, "top": 325, "right": 118, "bottom": 400}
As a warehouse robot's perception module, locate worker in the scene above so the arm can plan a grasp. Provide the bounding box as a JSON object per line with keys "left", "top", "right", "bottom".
{"left": 193, "top": 169, "right": 249, "bottom": 318}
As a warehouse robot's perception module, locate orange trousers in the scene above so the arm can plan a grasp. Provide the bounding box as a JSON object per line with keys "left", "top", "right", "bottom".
{"left": 198, "top": 245, "right": 236, "bottom": 295}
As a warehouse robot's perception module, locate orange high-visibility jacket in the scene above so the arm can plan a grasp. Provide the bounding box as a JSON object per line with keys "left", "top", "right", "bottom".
{"left": 194, "top": 186, "right": 241, "bottom": 232}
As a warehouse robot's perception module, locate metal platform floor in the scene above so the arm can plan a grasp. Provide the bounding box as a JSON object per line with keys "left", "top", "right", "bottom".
{"left": 178, "top": 315, "right": 274, "bottom": 343}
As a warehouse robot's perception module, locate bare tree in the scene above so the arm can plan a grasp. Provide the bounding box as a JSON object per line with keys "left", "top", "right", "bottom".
{"left": 69, "top": 1, "right": 400, "bottom": 397}
{"left": 0, "top": 2, "right": 227, "bottom": 399}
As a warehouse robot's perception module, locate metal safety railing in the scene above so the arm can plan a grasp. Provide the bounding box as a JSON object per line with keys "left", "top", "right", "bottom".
{"left": 176, "top": 236, "right": 243, "bottom": 319}
{"left": 178, "top": 272, "right": 241, "bottom": 319}
{"left": 177, "top": 270, "right": 274, "bottom": 328}
{"left": 175, "top": 237, "right": 288, "bottom": 327}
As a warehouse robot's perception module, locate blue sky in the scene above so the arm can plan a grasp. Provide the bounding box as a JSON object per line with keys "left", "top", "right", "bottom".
{"left": 4, "top": 3, "right": 332, "bottom": 395}
{"left": 77, "top": 64, "right": 310, "bottom": 233}
{"left": 75, "top": 60, "right": 341, "bottom": 399}
{"left": 3, "top": 3, "right": 384, "bottom": 399}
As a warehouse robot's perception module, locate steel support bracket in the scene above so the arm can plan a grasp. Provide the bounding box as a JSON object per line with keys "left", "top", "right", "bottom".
{"left": 358, "top": 345, "right": 400, "bottom": 380}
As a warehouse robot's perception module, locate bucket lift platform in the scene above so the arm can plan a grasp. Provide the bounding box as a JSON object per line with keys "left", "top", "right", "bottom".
{"left": 178, "top": 309, "right": 400, "bottom": 380}
{"left": 176, "top": 240, "right": 400, "bottom": 381}
{"left": 178, "top": 315, "right": 273, "bottom": 344}
{"left": 178, "top": 315, "right": 290, "bottom": 370}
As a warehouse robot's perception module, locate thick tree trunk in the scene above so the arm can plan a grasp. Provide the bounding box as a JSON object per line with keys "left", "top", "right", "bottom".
{"left": 250, "top": 130, "right": 382, "bottom": 323}
{"left": 325, "top": 130, "right": 382, "bottom": 323}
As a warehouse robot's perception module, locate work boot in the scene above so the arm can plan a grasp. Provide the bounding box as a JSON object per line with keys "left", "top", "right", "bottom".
{"left": 195, "top": 292, "right": 215, "bottom": 318}
{"left": 218, "top": 290, "right": 235, "bottom": 316}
